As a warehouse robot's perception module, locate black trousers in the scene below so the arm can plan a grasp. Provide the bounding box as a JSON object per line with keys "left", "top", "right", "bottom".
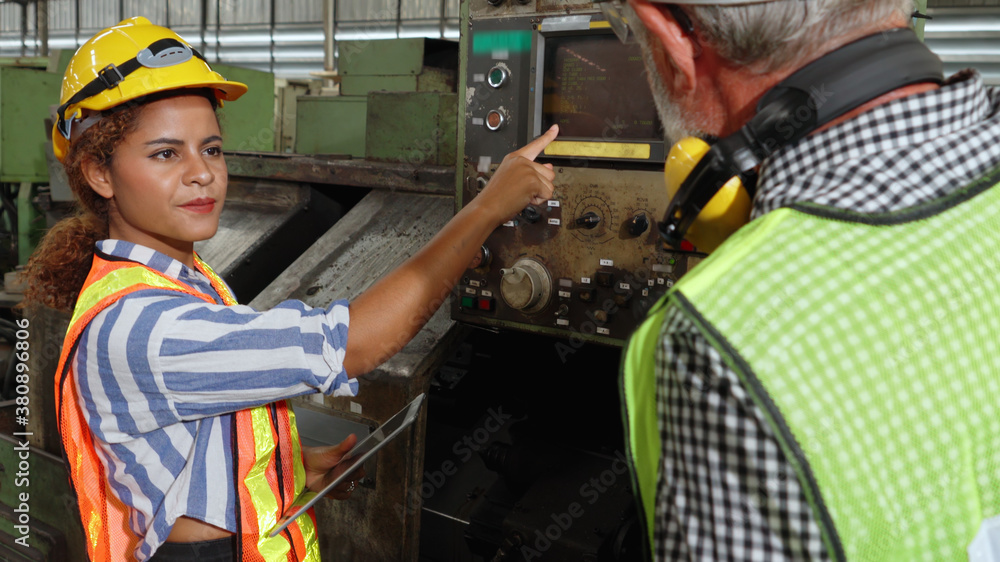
{"left": 148, "top": 536, "right": 236, "bottom": 561}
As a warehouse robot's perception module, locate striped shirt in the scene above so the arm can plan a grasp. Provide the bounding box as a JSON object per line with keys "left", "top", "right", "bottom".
{"left": 72, "top": 239, "right": 356, "bottom": 561}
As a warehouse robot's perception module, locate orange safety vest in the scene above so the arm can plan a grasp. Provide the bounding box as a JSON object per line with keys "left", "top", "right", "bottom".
{"left": 54, "top": 251, "right": 322, "bottom": 561}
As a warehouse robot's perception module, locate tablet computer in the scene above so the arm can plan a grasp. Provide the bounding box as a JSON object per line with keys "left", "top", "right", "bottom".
{"left": 268, "top": 393, "right": 426, "bottom": 538}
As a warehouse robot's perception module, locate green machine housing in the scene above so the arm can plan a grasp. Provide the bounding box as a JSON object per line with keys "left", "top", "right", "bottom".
{"left": 295, "top": 38, "right": 458, "bottom": 164}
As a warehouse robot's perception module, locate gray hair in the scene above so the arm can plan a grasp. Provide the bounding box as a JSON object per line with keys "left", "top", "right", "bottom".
{"left": 681, "top": 0, "right": 915, "bottom": 72}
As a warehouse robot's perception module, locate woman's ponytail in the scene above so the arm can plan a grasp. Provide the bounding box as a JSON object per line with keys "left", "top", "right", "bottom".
{"left": 22, "top": 103, "right": 141, "bottom": 312}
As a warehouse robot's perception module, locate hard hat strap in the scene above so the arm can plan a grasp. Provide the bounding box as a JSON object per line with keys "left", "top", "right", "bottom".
{"left": 55, "top": 39, "right": 208, "bottom": 141}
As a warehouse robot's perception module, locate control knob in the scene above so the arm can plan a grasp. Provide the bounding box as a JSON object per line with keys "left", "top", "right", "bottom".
{"left": 627, "top": 213, "right": 650, "bottom": 236}
{"left": 520, "top": 205, "right": 542, "bottom": 224}
{"left": 499, "top": 258, "right": 552, "bottom": 313}
{"left": 576, "top": 211, "right": 601, "bottom": 229}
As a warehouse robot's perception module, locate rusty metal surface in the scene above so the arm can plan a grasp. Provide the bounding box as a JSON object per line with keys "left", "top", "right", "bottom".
{"left": 251, "top": 190, "right": 464, "bottom": 561}
{"left": 225, "top": 151, "right": 456, "bottom": 196}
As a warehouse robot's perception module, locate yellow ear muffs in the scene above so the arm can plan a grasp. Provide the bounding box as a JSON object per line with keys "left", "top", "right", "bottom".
{"left": 664, "top": 137, "right": 752, "bottom": 253}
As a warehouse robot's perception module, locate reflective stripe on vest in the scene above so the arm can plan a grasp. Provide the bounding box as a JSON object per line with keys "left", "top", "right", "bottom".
{"left": 630, "top": 174, "right": 1000, "bottom": 560}
{"left": 55, "top": 252, "right": 320, "bottom": 561}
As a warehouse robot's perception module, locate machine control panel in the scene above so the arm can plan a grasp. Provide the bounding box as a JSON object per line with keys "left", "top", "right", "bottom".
{"left": 454, "top": 1, "right": 701, "bottom": 346}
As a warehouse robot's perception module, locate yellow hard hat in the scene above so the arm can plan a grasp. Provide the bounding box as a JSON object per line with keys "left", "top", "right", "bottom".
{"left": 52, "top": 16, "right": 248, "bottom": 162}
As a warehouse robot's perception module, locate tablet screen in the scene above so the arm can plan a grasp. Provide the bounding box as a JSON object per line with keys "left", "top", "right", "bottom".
{"left": 269, "top": 393, "right": 425, "bottom": 537}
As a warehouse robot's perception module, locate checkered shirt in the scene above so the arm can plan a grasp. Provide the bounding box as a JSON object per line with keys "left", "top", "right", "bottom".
{"left": 654, "top": 70, "right": 1000, "bottom": 561}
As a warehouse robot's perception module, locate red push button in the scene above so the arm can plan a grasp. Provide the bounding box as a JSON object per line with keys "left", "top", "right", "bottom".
{"left": 477, "top": 297, "right": 495, "bottom": 311}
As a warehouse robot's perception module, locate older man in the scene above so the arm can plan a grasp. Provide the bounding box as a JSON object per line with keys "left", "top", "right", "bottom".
{"left": 618, "top": 0, "right": 1000, "bottom": 560}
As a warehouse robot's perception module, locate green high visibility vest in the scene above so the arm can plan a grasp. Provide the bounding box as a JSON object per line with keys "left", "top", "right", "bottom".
{"left": 622, "top": 173, "right": 1000, "bottom": 561}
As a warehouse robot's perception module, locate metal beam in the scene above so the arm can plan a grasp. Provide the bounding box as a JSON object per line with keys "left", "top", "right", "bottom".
{"left": 225, "top": 152, "right": 455, "bottom": 196}
{"left": 269, "top": 0, "right": 276, "bottom": 74}
{"left": 36, "top": 0, "right": 45, "bottom": 56}
{"left": 323, "top": 0, "right": 334, "bottom": 88}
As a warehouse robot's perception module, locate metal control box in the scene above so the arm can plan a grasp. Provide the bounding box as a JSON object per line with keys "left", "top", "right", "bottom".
{"left": 452, "top": 1, "right": 698, "bottom": 346}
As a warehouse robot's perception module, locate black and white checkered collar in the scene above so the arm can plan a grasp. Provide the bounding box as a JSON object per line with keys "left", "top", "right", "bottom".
{"left": 752, "top": 70, "right": 1000, "bottom": 219}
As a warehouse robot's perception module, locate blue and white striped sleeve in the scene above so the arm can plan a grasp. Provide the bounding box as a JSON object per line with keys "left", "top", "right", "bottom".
{"left": 74, "top": 290, "right": 355, "bottom": 440}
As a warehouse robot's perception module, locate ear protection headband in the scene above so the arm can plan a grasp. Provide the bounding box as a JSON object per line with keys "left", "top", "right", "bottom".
{"left": 659, "top": 28, "right": 944, "bottom": 252}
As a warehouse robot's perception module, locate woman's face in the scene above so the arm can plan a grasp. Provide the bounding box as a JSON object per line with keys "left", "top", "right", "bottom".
{"left": 87, "top": 93, "right": 227, "bottom": 263}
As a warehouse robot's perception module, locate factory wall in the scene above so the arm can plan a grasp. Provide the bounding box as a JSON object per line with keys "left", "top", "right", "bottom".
{"left": 0, "top": 0, "right": 460, "bottom": 79}
{"left": 0, "top": 1, "right": 997, "bottom": 84}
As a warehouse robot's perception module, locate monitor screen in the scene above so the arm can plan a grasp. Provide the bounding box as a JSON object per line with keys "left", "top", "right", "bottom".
{"left": 541, "top": 33, "right": 663, "bottom": 142}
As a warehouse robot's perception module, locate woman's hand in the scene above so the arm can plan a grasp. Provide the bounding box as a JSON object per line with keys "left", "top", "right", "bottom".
{"left": 470, "top": 124, "right": 559, "bottom": 227}
{"left": 302, "top": 434, "right": 365, "bottom": 500}
{"left": 342, "top": 127, "right": 559, "bottom": 376}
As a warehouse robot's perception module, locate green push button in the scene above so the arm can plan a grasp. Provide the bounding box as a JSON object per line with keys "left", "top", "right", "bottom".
{"left": 461, "top": 296, "right": 475, "bottom": 308}
{"left": 487, "top": 66, "right": 508, "bottom": 89}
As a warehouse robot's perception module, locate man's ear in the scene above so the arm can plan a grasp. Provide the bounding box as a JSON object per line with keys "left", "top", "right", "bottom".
{"left": 628, "top": 0, "right": 698, "bottom": 94}
{"left": 80, "top": 158, "right": 114, "bottom": 200}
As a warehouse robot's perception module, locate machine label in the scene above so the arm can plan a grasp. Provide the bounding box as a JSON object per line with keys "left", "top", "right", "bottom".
{"left": 472, "top": 117, "right": 484, "bottom": 126}
{"left": 470, "top": 280, "right": 482, "bottom": 287}
{"left": 477, "top": 156, "right": 492, "bottom": 173}
{"left": 667, "top": 279, "right": 675, "bottom": 288}
{"left": 600, "top": 259, "right": 613, "bottom": 266}
{"left": 548, "top": 218, "right": 561, "bottom": 226}
{"left": 482, "top": 290, "right": 493, "bottom": 297}
{"left": 657, "top": 278, "right": 665, "bottom": 285}
{"left": 503, "top": 221, "right": 515, "bottom": 227}
{"left": 619, "top": 282, "right": 630, "bottom": 290}
{"left": 547, "top": 200, "right": 560, "bottom": 208}
{"left": 642, "top": 288, "right": 650, "bottom": 297}
{"left": 540, "top": 15, "right": 593, "bottom": 32}
{"left": 581, "top": 277, "right": 591, "bottom": 284}
{"left": 543, "top": 141, "right": 652, "bottom": 160}
{"left": 597, "top": 327, "right": 611, "bottom": 335}
{"left": 473, "top": 73, "right": 485, "bottom": 82}
{"left": 558, "top": 290, "right": 572, "bottom": 299}
{"left": 648, "top": 279, "right": 655, "bottom": 287}
{"left": 556, "top": 319, "right": 570, "bottom": 326}
{"left": 465, "top": 288, "right": 477, "bottom": 295}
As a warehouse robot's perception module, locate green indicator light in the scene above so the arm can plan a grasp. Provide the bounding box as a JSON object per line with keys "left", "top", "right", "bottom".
{"left": 668, "top": 258, "right": 676, "bottom": 265}
{"left": 487, "top": 67, "right": 508, "bottom": 88}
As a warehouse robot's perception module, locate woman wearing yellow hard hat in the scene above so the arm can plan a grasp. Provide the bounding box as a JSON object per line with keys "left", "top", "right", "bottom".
{"left": 25, "top": 16, "right": 559, "bottom": 562}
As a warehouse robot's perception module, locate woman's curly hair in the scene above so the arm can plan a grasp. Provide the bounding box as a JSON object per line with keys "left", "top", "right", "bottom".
{"left": 23, "top": 103, "right": 141, "bottom": 312}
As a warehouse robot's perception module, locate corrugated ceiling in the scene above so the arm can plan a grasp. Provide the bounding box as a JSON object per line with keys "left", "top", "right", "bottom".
{"left": 0, "top": 3, "right": 993, "bottom": 83}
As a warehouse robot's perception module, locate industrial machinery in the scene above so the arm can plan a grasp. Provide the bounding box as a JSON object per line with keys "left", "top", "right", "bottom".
{"left": 453, "top": 0, "right": 698, "bottom": 347}
{"left": 416, "top": 1, "right": 695, "bottom": 560}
